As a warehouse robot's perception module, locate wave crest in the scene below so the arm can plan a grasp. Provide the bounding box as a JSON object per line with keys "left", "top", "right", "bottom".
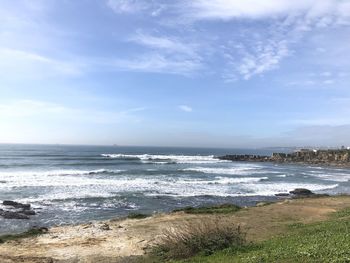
{"left": 101, "top": 154, "right": 227, "bottom": 164}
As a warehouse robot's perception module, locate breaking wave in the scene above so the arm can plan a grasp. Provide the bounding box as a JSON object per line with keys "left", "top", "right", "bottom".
{"left": 183, "top": 166, "right": 263, "bottom": 175}
{"left": 101, "top": 154, "right": 227, "bottom": 164}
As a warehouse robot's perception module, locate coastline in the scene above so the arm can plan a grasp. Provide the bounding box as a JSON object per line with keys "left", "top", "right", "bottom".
{"left": 217, "top": 148, "right": 350, "bottom": 168}
{"left": 1, "top": 195, "right": 350, "bottom": 263}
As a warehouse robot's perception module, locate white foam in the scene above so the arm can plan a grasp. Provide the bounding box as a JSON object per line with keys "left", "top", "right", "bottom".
{"left": 183, "top": 166, "right": 263, "bottom": 175}
{"left": 309, "top": 173, "right": 350, "bottom": 182}
{"left": 214, "top": 177, "right": 268, "bottom": 184}
{"left": 240, "top": 182, "right": 339, "bottom": 196}
{"left": 0, "top": 167, "right": 340, "bottom": 202}
{"left": 101, "top": 154, "right": 228, "bottom": 164}
{"left": 276, "top": 174, "right": 287, "bottom": 178}
{"left": 0, "top": 169, "right": 123, "bottom": 177}
{"left": 0, "top": 169, "right": 124, "bottom": 188}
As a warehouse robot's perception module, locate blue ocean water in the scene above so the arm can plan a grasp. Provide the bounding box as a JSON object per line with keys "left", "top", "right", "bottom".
{"left": 0, "top": 144, "right": 349, "bottom": 234}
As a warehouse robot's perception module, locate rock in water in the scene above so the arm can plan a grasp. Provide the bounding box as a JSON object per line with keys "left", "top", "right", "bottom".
{"left": 3, "top": 200, "right": 31, "bottom": 210}
{"left": 0, "top": 209, "right": 30, "bottom": 220}
{"left": 275, "top": 193, "right": 290, "bottom": 197}
{"left": 289, "top": 188, "right": 314, "bottom": 196}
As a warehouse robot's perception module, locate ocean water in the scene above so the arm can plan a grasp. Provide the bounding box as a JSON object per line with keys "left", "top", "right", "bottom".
{"left": 0, "top": 144, "right": 349, "bottom": 234}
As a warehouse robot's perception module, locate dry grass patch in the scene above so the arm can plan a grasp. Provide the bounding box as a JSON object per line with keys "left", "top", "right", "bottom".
{"left": 152, "top": 217, "right": 246, "bottom": 260}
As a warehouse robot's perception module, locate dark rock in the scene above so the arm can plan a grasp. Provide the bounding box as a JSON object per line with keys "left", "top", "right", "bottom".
{"left": 217, "top": 154, "right": 269, "bottom": 162}
{"left": 22, "top": 210, "right": 36, "bottom": 215}
{"left": 218, "top": 148, "right": 350, "bottom": 166}
{"left": 275, "top": 193, "right": 290, "bottom": 197}
{"left": 32, "top": 226, "right": 49, "bottom": 233}
{"left": 0, "top": 210, "right": 29, "bottom": 220}
{"left": 3, "top": 200, "right": 31, "bottom": 210}
{"left": 100, "top": 223, "right": 110, "bottom": 231}
{"left": 289, "top": 188, "right": 314, "bottom": 196}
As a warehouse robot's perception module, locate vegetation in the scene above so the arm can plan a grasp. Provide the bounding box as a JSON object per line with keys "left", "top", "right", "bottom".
{"left": 175, "top": 208, "right": 350, "bottom": 263}
{"left": 152, "top": 217, "right": 245, "bottom": 260}
{"left": 127, "top": 213, "right": 151, "bottom": 219}
{"left": 173, "top": 204, "right": 241, "bottom": 214}
{"left": 0, "top": 228, "right": 47, "bottom": 244}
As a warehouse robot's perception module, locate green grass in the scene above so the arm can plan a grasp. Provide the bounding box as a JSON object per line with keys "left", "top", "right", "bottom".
{"left": 0, "top": 228, "right": 46, "bottom": 244}
{"left": 127, "top": 213, "right": 151, "bottom": 219}
{"left": 176, "top": 208, "right": 350, "bottom": 263}
{"left": 173, "top": 204, "right": 241, "bottom": 214}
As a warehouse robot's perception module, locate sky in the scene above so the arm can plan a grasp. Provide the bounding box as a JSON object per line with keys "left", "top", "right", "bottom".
{"left": 0, "top": 0, "right": 350, "bottom": 148}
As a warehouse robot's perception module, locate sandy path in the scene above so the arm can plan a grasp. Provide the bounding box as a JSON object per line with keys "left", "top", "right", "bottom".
{"left": 1, "top": 196, "right": 350, "bottom": 263}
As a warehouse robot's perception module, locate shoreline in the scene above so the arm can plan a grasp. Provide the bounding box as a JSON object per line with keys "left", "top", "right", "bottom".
{"left": 217, "top": 148, "right": 350, "bottom": 168}
{"left": 218, "top": 158, "right": 350, "bottom": 169}
{"left": 1, "top": 194, "right": 350, "bottom": 262}
{"left": 0, "top": 188, "right": 330, "bottom": 236}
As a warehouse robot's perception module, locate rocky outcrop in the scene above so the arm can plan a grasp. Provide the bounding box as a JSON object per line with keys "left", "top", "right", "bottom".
{"left": 218, "top": 154, "right": 270, "bottom": 162}
{"left": 0, "top": 201, "right": 36, "bottom": 220}
{"left": 218, "top": 149, "right": 350, "bottom": 166}
{"left": 0, "top": 209, "right": 30, "bottom": 220}
{"left": 3, "top": 201, "right": 31, "bottom": 210}
{"left": 289, "top": 188, "right": 314, "bottom": 196}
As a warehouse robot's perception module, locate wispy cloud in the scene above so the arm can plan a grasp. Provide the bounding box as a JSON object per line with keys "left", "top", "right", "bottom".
{"left": 107, "top": 0, "right": 147, "bottom": 14}
{"left": 129, "top": 32, "right": 197, "bottom": 56}
{"left": 111, "top": 53, "right": 201, "bottom": 75}
{"left": 112, "top": 32, "right": 202, "bottom": 75}
{"left": 235, "top": 40, "right": 289, "bottom": 80}
{"left": 182, "top": 0, "right": 350, "bottom": 22}
{"left": 106, "top": 0, "right": 165, "bottom": 16}
{"left": 0, "top": 48, "right": 84, "bottom": 78}
{"left": 175, "top": 0, "right": 350, "bottom": 80}
{"left": 178, "top": 105, "right": 193, "bottom": 112}
{"left": 0, "top": 100, "right": 145, "bottom": 124}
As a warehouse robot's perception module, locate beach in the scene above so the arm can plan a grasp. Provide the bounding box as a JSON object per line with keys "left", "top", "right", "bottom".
{"left": 1, "top": 195, "right": 350, "bottom": 262}
{"left": 2, "top": 144, "right": 350, "bottom": 235}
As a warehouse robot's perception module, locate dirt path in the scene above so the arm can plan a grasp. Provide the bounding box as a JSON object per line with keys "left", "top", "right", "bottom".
{"left": 1, "top": 196, "right": 350, "bottom": 263}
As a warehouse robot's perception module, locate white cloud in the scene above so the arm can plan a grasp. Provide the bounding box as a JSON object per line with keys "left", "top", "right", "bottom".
{"left": 0, "top": 1, "right": 85, "bottom": 79}
{"left": 113, "top": 33, "right": 203, "bottom": 75}
{"left": 182, "top": 0, "right": 350, "bottom": 22}
{"left": 129, "top": 33, "right": 197, "bottom": 56}
{"left": 178, "top": 0, "right": 350, "bottom": 80}
{"left": 237, "top": 40, "right": 289, "bottom": 80}
{"left": 107, "top": 0, "right": 144, "bottom": 13}
{"left": 178, "top": 105, "right": 193, "bottom": 112}
{"left": 112, "top": 53, "right": 201, "bottom": 75}
{"left": 106, "top": 0, "right": 163, "bottom": 15}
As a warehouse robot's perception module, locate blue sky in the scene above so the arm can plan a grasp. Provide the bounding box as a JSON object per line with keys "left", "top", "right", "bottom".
{"left": 0, "top": 0, "right": 350, "bottom": 147}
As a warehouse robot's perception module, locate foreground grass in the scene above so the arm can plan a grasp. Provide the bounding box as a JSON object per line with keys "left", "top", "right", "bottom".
{"left": 177, "top": 207, "right": 350, "bottom": 263}
{"left": 0, "top": 228, "right": 46, "bottom": 244}
{"left": 152, "top": 217, "right": 245, "bottom": 260}
{"left": 173, "top": 204, "right": 241, "bottom": 214}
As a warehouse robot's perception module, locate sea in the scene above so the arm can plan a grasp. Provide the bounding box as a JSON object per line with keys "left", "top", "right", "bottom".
{"left": 1, "top": 144, "right": 350, "bottom": 234}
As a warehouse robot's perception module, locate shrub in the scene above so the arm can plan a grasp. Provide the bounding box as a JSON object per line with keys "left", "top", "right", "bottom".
{"left": 173, "top": 204, "right": 241, "bottom": 214}
{"left": 127, "top": 213, "right": 150, "bottom": 219}
{"left": 152, "top": 217, "right": 245, "bottom": 260}
{"left": 0, "top": 227, "right": 47, "bottom": 244}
